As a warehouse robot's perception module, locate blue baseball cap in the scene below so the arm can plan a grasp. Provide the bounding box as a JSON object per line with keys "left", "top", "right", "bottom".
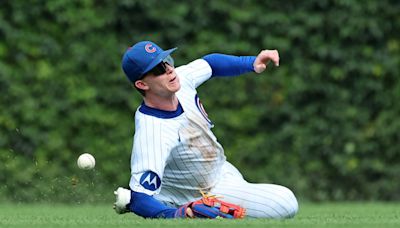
{"left": 122, "top": 41, "right": 177, "bottom": 83}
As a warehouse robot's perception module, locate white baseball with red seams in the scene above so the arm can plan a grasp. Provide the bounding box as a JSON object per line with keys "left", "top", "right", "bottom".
{"left": 77, "top": 153, "right": 96, "bottom": 170}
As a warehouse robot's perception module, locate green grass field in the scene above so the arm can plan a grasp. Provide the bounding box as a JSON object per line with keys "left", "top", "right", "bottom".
{"left": 1, "top": 202, "right": 399, "bottom": 228}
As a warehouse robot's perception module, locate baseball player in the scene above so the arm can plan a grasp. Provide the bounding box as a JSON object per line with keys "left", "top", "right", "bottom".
{"left": 114, "top": 41, "right": 298, "bottom": 219}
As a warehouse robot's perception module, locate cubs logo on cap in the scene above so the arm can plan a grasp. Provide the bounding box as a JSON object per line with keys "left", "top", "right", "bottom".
{"left": 121, "top": 41, "right": 177, "bottom": 83}
{"left": 145, "top": 43, "right": 157, "bottom": 53}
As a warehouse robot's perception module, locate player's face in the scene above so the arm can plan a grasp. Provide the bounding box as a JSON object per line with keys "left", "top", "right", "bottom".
{"left": 141, "top": 63, "right": 181, "bottom": 97}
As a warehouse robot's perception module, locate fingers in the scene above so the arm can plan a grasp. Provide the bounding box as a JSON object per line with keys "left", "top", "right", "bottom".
{"left": 261, "top": 49, "right": 279, "bottom": 66}
{"left": 254, "top": 64, "right": 267, "bottom": 73}
{"left": 253, "top": 49, "right": 280, "bottom": 73}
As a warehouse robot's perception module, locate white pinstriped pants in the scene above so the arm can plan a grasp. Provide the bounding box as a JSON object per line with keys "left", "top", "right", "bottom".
{"left": 210, "top": 162, "right": 299, "bottom": 218}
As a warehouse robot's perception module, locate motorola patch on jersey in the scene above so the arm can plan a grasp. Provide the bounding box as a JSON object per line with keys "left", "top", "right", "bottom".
{"left": 140, "top": 171, "right": 161, "bottom": 191}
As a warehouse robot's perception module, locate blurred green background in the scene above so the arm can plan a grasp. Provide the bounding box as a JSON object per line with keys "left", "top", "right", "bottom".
{"left": 0, "top": 0, "right": 399, "bottom": 203}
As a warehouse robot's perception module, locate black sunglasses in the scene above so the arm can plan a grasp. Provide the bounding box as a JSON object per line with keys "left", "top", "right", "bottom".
{"left": 146, "top": 55, "right": 175, "bottom": 77}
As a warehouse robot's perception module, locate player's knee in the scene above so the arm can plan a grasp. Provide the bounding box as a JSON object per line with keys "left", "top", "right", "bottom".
{"left": 276, "top": 186, "right": 298, "bottom": 218}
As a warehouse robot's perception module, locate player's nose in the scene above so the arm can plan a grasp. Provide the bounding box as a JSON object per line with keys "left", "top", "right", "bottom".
{"left": 165, "top": 64, "right": 174, "bottom": 74}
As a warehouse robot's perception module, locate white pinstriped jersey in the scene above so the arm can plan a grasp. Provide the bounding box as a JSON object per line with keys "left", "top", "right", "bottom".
{"left": 129, "top": 59, "right": 226, "bottom": 205}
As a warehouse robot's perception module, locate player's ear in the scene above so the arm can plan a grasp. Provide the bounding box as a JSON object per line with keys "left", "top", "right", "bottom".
{"left": 135, "top": 80, "right": 149, "bottom": 91}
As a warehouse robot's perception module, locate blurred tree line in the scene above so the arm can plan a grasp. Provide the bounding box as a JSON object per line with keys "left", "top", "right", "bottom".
{"left": 0, "top": 0, "right": 399, "bottom": 203}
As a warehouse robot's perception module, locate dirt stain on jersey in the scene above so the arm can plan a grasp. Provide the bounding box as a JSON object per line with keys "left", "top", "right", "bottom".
{"left": 183, "top": 112, "right": 221, "bottom": 161}
{"left": 171, "top": 110, "right": 226, "bottom": 191}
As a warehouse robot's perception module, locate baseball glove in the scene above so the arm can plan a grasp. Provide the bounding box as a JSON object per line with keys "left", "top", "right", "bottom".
{"left": 174, "top": 191, "right": 246, "bottom": 219}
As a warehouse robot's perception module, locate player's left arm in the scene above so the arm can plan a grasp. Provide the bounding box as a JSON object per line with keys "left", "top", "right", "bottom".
{"left": 129, "top": 191, "right": 177, "bottom": 218}
{"left": 202, "top": 50, "right": 279, "bottom": 77}
{"left": 129, "top": 191, "right": 246, "bottom": 219}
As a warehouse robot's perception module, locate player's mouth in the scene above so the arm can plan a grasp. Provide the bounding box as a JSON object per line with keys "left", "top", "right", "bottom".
{"left": 169, "top": 76, "right": 177, "bottom": 83}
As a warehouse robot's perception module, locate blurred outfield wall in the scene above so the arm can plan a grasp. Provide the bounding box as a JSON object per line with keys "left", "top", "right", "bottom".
{"left": 0, "top": 0, "right": 399, "bottom": 202}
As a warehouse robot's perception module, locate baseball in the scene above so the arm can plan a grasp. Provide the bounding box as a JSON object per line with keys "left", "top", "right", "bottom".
{"left": 77, "top": 153, "right": 96, "bottom": 170}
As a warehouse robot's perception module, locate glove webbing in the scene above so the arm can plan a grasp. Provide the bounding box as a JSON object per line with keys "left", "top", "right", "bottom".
{"left": 198, "top": 190, "right": 246, "bottom": 219}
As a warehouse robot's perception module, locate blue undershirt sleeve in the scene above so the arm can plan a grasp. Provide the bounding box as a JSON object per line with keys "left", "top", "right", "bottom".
{"left": 129, "top": 191, "right": 177, "bottom": 218}
{"left": 202, "top": 53, "right": 256, "bottom": 77}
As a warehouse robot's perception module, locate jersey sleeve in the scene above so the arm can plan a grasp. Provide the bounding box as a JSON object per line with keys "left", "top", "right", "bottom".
{"left": 129, "top": 191, "right": 177, "bottom": 218}
{"left": 202, "top": 54, "right": 256, "bottom": 77}
{"left": 175, "top": 59, "right": 212, "bottom": 89}
{"left": 129, "top": 113, "right": 171, "bottom": 195}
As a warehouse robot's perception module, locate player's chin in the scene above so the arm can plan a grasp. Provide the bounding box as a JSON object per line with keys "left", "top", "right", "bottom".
{"left": 170, "top": 83, "right": 181, "bottom": 92}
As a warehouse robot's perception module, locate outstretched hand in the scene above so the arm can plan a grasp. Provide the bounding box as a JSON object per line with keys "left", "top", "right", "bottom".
{"left": 253, "top": 49, "right": 280, "bottom": 73}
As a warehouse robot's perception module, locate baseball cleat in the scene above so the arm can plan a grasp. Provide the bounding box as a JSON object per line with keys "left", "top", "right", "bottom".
{"left": 113, "top": 187, "right": 131, "bottom": 214}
